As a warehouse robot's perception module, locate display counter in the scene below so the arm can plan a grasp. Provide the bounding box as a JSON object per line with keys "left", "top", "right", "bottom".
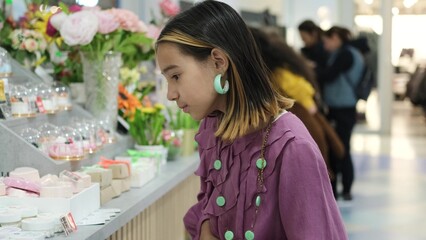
{"left": 52, "top": 154, "right": 199, "bottom": 240}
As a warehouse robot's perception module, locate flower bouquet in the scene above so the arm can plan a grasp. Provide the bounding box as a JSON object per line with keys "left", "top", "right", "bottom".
{"left": 46, "top": 4, "right": 155, "bottom": 130}
{"left": 8, "top": 28, "right": 47, "bottom": 68}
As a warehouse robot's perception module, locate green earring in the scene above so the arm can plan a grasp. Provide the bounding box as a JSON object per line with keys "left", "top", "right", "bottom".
{"left": 214, "top": 74, "right": 229, "bottom": 94}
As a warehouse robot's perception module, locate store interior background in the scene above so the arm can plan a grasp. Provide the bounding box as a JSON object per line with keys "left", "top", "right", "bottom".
{"left": 66, "top": 0, "right": 426, "bottom": 134}
{"left": 11, "top": 0, "right": 426, "bottom": 238}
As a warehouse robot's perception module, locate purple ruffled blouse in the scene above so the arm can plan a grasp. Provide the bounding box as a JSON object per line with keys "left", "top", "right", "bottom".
{"left": 184, "top": 112, "right": 348, "bottom": 240}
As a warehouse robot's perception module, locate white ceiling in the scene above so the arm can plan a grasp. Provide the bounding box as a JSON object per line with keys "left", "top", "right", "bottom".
{"left": 356, "top": 0, "right": 426, "bottom": 15}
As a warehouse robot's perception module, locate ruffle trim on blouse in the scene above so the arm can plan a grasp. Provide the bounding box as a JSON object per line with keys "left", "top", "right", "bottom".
{"left": 195, "top": 113, "right": 298, "bottom": 216}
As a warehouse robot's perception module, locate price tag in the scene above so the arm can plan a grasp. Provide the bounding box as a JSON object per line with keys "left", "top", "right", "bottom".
{"left": 60, "top": 212, "right": 77, "bottom": 236}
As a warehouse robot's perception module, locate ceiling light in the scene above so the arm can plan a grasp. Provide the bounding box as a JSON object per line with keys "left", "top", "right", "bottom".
{"left": 76, "top": 0, "right": 99, "bottom": 7}
{"left": 364, "top": 0, "right": 373, "bottom": 5}
{"left": 392, "top": 7, "right": 399, "bottom": 15}
{"left": 403, "top": 0, "right": 418, "bottom": 8}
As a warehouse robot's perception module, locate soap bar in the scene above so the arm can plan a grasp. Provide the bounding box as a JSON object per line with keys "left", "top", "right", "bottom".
{"left": 0, "top": 181, "right": 5, "bottom": 196}
{"left": 40, "top": 181, "right": 73, "bottom": 198}
{"left": 8, "top": 231, "right": 45, "bottom": 240}
{"left": 100, "top": 185, "right": 115, "bottom": 205}
{"left": 131, "top": 167, "right": 156, "bottom": 188}
{"left": 7, "top": 206, "right": 37, "bottom": 218}
{"left": 108, "top": 164, "right": 130, "bottom": 179}
{"left": 110, "top": 179, "right": 122, "bottom": 198}
{"left": 121, "top": 177, "right": 131, "bottom": 192}
{"left": 0, "top": 209, "right": 21, "bottom": 225}
{"left": 7, "top": 188, "right": 39, "bottom": 198}
{"left": 3, "top": 177, "right": 41, "bottom": 194}
{"left": 21, "top": 217, "right": 56, "bottom": 231}
{"left": 9, "top": 167, "right": 40, "bottom": 182}
{"left": 73, "top": 172, "right": 92, "bottom": 188}
{"left": 84, "top": 168, "right": 112, "bottom": 188}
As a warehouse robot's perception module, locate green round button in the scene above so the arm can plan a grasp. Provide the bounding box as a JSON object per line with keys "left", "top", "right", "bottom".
{"left": 216, "top": 196, "right": 226, "bottom": 207}
{"left": 245, "top": 230, "right": 255, "bottom": 240}
{"left": 255, "top": 195, "right": 261, "bottom": 207}
{"left": 214, "top": 159, "right": 222, "bottom": 170}
{"left": 256, "top": 158, "right": 267, "bottom": 169}
{"left": 225, "top": 230, "right": 234, "bottom": 240}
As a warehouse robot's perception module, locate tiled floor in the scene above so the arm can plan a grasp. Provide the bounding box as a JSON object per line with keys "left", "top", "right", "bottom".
{"left": 341, "top": 100, "right": 426, "bottom": 239}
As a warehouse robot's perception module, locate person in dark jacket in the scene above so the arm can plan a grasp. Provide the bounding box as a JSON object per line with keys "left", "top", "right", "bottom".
{"left": 318, "top": 26, "right": 365, "bottom": 201}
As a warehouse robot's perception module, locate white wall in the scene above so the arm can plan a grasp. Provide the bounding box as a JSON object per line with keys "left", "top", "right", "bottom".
{"left": 355, "top": 14, "right": 426, "bottom": 65}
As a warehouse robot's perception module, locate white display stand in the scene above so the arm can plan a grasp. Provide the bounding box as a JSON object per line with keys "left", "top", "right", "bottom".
{"left": 0, "top": 60, "right": 134, "bottom": 177}
{"left": 0, "top": 183, "right": 100, "bottom": 222}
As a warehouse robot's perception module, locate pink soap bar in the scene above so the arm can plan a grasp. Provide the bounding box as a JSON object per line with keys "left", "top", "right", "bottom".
{"left": 9, "top": 167, "right": 40, "bottom": 182}
{"left": 7, "top": 187, "right": 39, "bottom": 198}
{"left": 0, "top": 181, "right": 5, "bottom": 196}
{"left": 3, "top": 177, "right": 41, "bottom": 194}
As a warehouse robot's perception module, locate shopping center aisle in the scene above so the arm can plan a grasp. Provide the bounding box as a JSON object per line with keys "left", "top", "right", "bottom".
{"left": 342, "top": 100, "right": 426, "bottom": 240}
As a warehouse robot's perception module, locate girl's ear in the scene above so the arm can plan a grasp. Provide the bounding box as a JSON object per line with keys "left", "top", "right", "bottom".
{"left": 210, "top": 48, "right": 229, "bottom": 72}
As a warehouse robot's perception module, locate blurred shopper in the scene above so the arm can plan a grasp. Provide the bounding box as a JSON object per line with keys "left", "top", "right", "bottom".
{"left": 318, "top": 26, "right": 365, "bottom": 200}
{"left": 298, "top": 20, "right": 329, "bottom": 83}
{"left": 250, "top": 27, "right": 345, "bottom": 177}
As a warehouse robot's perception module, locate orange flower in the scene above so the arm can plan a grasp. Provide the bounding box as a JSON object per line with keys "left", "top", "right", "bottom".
{"left": 118, "top": 84, "right": 142, "bottom": 119}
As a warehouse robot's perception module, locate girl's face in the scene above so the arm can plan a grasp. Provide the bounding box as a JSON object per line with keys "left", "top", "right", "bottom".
{"left": 156, "top": 42, "right": 226, "bottom": 120}
{"left": 323, "top": 34, "right": 342, "bottom": 52}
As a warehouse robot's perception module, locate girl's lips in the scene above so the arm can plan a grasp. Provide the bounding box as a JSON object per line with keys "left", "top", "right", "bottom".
{"left": 182, "top": 105, "right": 189, "bottom": 113}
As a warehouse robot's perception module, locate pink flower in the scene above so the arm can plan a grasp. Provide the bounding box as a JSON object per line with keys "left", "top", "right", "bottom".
{"left": 60, "top": 11, "right": 99, "bottom": 46}
{"left": 95, "top": 11, "right": 120, "bottom": 34}
{"left": 46, "top": 18, "right": 57, "bottom": 37}
{"left": 146, "top": 24, "right": 161, "bottom": 40}
{"left": 160, "top": 0, "right": 180, "bottom": 17}
{"left": 69, "top": 4, "right": 83, "bottom": 13}
{"left": 24, "top": 38, "right": 38, "bottom": 52}
{"left": 109, "top": 8, "right": 147, "bottom": 32}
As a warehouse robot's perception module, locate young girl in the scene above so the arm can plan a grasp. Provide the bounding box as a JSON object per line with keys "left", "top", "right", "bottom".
{"left": 155, "top": 1, "right": 347, "bottom": 239}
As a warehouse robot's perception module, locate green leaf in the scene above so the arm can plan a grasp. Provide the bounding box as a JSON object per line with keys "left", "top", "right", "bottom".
{"left": 59, "top": 2, "right": 70, "bottom": 14}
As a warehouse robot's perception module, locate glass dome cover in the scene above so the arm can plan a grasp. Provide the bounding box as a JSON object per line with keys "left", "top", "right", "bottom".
{"left": 9, "top": 84, "right": 37, "bottom": 117}
{"left": 48, "top": 126, "right": 84, "bottom": 161}
{"left": 0, "top": 47, "right": 12, "bottom": 77}
{"left": 52, "top": 82, "right": 72, "bottom": 111}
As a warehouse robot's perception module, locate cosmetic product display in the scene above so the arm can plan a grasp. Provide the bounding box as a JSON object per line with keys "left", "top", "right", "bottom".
{"left": 3, "top": 177, "right": 41, "bottom": 194}
{"left": 9, "top": 85, "right": 37, "bottom": 118}
{"left": 8, "top": 231, "right": 45, "bottom": 240}
{"left": 38, "top": 123, "right": 60, "bottom": 156}
{"left": 52, "top": 82, "right": 72, "bottom": 111}
{"left": 0, "top": 226, "right": 21, "bottom": 239}
{"left": 72, "top": 122, "right": 97, "bottom": 154}
{"left": 8, "top": 167, "right": 40, "bottom": 182}
{"left": 36, "top": 83, "right": 58, "bottom": 114}
{"left": 40, "top": 181, "right": 73, "bottom": 198}
{"left": 49, "top": 126, "right": 84, "bottom": 161}
{"left": 59, "top": 170, "right": 87, "bottom": 194}
{"left": 0, "top": 209, "right": 21, "bottom": 227}
{"left": 0, "top": 181, "right": 5, "bottom": 196}
{"left": 0, "top": 47, "right": 12, "bottom": 119}
{"left": 21, "top": 216, "right": 56, "bottom": 237}
{"left": 19, "top": 128, "right": 41, "bottom": 149}
{"left": 7, "top": 206, "right": 37, "bottom": 219}
{"left": 82, "top": 168, "right": 112, "bottom": 188}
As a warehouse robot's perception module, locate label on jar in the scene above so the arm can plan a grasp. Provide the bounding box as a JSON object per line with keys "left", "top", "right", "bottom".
{"left": 0, "top": 79, "right": 6, "bottom": 102}
{"left": 36, "top": 96, "right": 45, "bottom": 113}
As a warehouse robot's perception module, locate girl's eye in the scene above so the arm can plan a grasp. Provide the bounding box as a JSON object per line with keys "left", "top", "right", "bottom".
{"left": 171, "top": 74, "right": 180, "bottom": 81}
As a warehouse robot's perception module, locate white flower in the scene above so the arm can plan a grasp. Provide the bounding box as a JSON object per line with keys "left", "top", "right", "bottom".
{"left": 60, "top": 11, "right": 99, "bottom": 46}
{"left": 24, "top": 39, "right": 38, "bottom": 52}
